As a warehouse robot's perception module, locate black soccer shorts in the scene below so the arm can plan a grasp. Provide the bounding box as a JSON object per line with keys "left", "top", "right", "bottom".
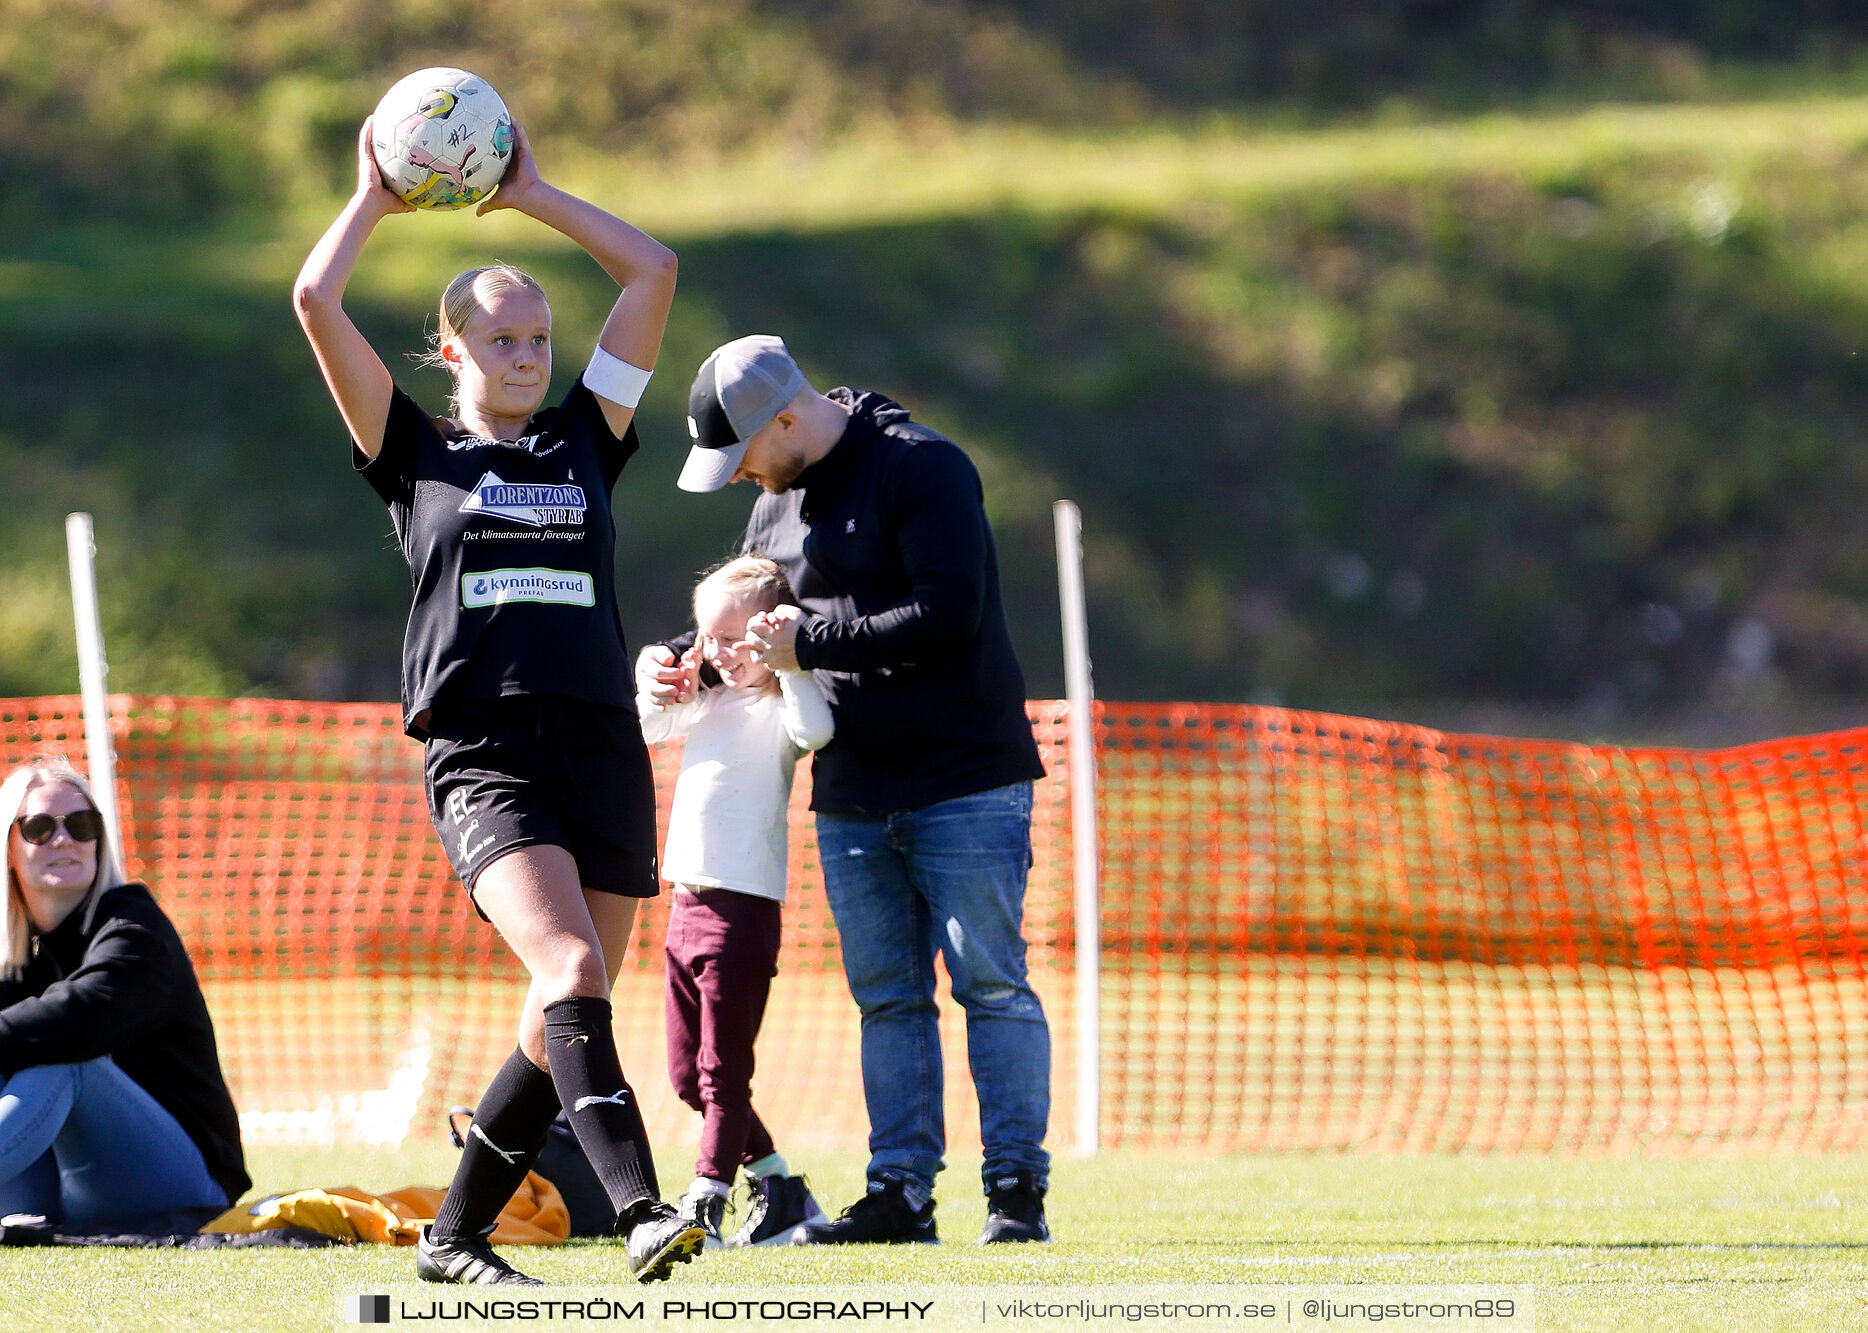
{"left": 422, "top": 694, "right": 660, "bottom": 907}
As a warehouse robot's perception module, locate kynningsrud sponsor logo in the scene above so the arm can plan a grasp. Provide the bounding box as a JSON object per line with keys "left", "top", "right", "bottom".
{"left": 459, "top": 471, "right": 587, "bottom": 528}
{"left": 462, "top": 568, "right": 595, "bottom": 609}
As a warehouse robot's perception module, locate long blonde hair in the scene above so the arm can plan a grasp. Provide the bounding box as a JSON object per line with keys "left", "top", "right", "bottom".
{"left": 1, "top": 760, "right": 127, "bottom": 977}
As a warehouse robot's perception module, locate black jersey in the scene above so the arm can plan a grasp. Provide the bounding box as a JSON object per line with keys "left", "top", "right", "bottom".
{"left": 358, "top": 380, "right": 639, "bottom": 737}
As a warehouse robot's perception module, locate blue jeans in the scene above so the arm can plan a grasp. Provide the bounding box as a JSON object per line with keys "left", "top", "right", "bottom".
{"left": 816, "top": 782, "right": 1051, "bottom": 1194}
{"left": 0, "top": 1058, "right": 228, "bottom": 1228}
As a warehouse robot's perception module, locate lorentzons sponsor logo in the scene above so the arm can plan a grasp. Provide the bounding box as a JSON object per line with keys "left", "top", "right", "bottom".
{"left": 462, "top": 568, "right": 595, "bottom": 608}
{"left": 459, "top": 471, "right": 587, "bottom": 528}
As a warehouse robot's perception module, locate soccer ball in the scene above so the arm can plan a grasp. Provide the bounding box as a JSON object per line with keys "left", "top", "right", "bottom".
{"left": 370, "top": 68, "right": 514, "bottom": 211}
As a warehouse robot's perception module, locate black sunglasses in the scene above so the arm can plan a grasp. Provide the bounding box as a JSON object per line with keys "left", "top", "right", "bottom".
{"left": 14, "top": 810, "right": 104, "bottom": 846}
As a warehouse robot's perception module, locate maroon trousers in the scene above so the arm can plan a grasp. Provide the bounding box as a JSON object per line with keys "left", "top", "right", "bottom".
{"left": 663, "top": 888, "right": 783, "bottom": 1181}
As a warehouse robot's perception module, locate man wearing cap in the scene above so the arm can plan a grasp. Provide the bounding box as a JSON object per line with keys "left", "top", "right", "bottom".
{"left": 638, "top": 336, "right": 1051, "bottom": 1245}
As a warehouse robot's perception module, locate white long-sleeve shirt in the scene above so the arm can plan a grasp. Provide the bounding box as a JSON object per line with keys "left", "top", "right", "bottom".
{"left": 636, "top": 671, "right": 834, "bottom": 902}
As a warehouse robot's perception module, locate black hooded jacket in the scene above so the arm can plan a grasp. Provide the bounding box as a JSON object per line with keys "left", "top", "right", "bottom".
{"left": 0, "top": 882, "right": 250, "bottom": 1205}
{"left": 737, "top": 389, "right": 1045, "bottom": 815}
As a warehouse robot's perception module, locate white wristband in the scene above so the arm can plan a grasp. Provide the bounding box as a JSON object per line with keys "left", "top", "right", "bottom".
{"left": 584, "top": 346, "right": 653, "bottom": 408}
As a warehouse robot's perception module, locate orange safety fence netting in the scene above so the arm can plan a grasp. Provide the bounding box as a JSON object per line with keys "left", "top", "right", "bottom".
{"left": 4, "top": 695, "right": 1867, "bottom": 1158}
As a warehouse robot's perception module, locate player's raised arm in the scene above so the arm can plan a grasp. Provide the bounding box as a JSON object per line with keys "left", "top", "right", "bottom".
{"left": 478, "top": 125, "right": 677, "bottom": 438}
{"left": 291, "top": 118, "right": 411, "bottom": 460}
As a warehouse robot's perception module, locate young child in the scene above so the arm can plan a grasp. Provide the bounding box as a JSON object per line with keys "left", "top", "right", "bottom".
{"left": 637, "top": 556, "right": 834, "bottom": 1245}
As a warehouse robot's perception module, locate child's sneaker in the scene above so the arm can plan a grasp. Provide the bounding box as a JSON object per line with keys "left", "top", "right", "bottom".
{"left": 676, "top": 1181, "right": 729, "bottom": 1248}
{"left": 728, "top": 1174, "right": 829, "bottom": 1246}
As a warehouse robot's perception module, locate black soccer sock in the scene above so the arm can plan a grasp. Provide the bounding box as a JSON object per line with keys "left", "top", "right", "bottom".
{"left": 542, "top": 995, "right": 660, "bottom": 1223}
{"left": 432, "top": 1048, "right": 561, "bottom": 1241}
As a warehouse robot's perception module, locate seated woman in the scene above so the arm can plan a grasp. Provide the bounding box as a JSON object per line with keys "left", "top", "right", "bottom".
{"left": 0, "top": 760, "right": 249, "bottom": 1229}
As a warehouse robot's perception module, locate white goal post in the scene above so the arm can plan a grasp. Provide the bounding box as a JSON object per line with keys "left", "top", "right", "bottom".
{"left": 1053, "top": 499, "right": 1101, "bottom": 1156}
{"left": 65, "top": 512, "right": 122, "bottom": 849}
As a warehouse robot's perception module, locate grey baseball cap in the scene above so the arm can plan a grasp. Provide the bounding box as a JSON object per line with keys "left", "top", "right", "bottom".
{"left": 680, "top": 335, "right": 808, "bottom": 492}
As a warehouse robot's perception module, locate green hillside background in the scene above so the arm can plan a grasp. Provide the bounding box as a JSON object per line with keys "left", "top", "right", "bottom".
{"left": 6, "top": 2, "right": 1868, "bottom": 730}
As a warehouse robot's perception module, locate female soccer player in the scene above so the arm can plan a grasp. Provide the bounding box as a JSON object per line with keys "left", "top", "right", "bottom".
{"left": 293, "top": 116, "right": 699, "bottom": 1286}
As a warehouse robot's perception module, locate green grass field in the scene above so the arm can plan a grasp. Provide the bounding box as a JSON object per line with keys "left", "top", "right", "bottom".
{"left": 3, "top": 1147, "right": 1866, "bottom": 1331}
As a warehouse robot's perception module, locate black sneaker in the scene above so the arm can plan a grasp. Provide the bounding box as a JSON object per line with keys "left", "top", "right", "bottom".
{"left": 675, "top": 1185, "right": 728, "bottom": 1247}
{"left": 622, "top": 1202, "right": 707, "bottom": 1282}
{"left": 728, "top": 1174, "right": 829, "bottom": 1246}
{"left": 980, "top": 1171, "right": 1049, "bottom": 1243}
{"left": 791, "top": 1178, "right": 937, "bottom": 1245}
{"left": 416, "top": 1225, "right": 543, "bottom": 1285}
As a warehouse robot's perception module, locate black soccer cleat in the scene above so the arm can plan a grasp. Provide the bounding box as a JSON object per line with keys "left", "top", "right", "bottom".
{"left": 622, "top": 1202, "right": 707, "bottom": 1282}
{"left": 792, "top": 1177, "right": 938, "bottom": 1245}
{"left": 416, "top": 1225, "right": 543, "bottom": 1285}
{"left": 979, "top": 1170, "right": 1050, "bottom": 1243}
{"left": 729, "top": 1174, "right": 829, "bottom": 1247}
